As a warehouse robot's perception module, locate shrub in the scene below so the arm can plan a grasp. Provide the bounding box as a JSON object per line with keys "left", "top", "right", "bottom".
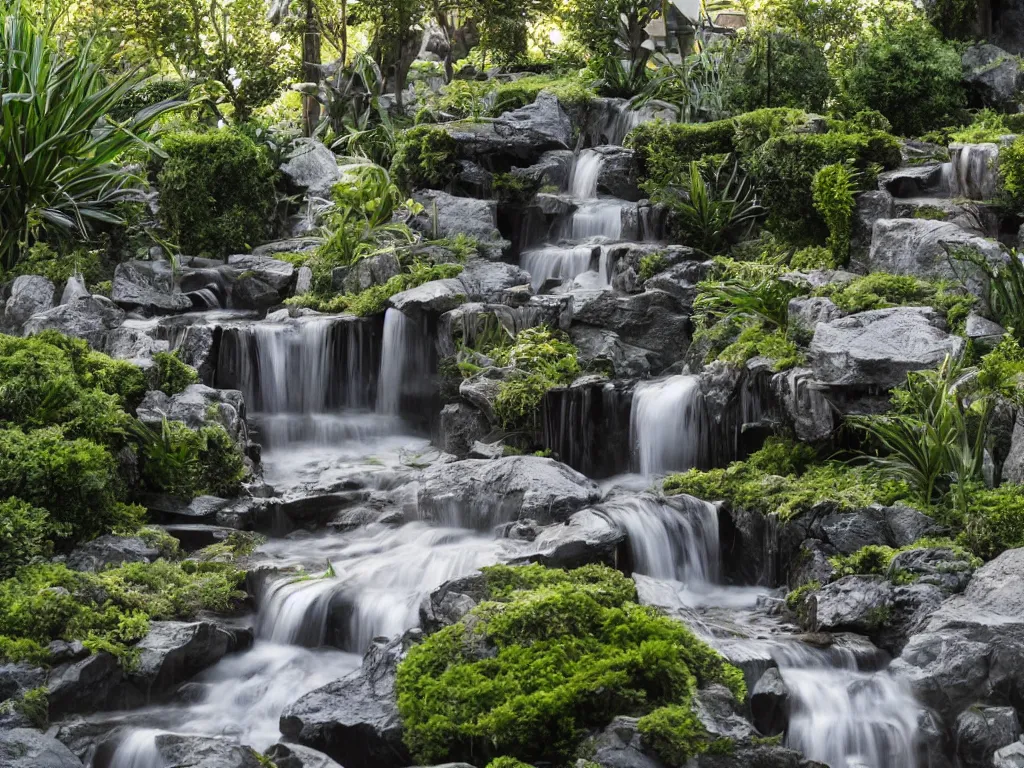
{"left": 830, "top": 538, "right": 979, "bottom": 578}
{"left": 815, "top": 273, "right": 974, "bottom": 329}
{"left": 812, "top": 163, "right": 858, "bottom": 265}
{"left": 639, "top": 253, "right": 667, "bottom": 280}
{"left": 730, "top": 107, "right": 808, "bottom": 156}
{"left": 492, "top": 327, "right": 580, "bottom": 430}
{"left": 638, "top": 704, "right": 733, "bottom": 764}
{"left": 492, "top": 75, "right": 596, "bottom": 114}
{"left": 717, "top": 324, "right": 803, "bottom": 370}
{"left": 746, "top": 130, "right": 901, "bottom": 241}
{"left": 721, "top": 29, "right": 832, "bottom": 114}
{"left": 153, "top": 351, "right": 199, "bottom": 396}
{"left": 391, "top": 126, "right": 459, "bottom": 192}
{"left": 137, "top": 420, "right": 246, "bottom": 499}
{"left": 396, "top": 564, "right": 744, "bottom": 766}
{"left": 839, "top": 21, "right": 965, "bottom": 136}
{"left": 0, "top": 498, "right": 53, "bottom": 579}
{"left": 156, "top": 129, "right": 276, "bottom": 257}
{"left": 286, "top": 262, "right": 464, "bottom": 316}
{"left": 1001, "top": 137, "right": 1024, "bottom": 206}
{"left": 960, "top": 484, "right": 1024, "bottom": 560}
{"left": 626, "top": 119, "right": 736, "bottom": 187}
{"left": 0, "top": 560, "right": 245, "bottom": 664}
{"left": 2, "top": 242, "right": 104, "bottom": 285}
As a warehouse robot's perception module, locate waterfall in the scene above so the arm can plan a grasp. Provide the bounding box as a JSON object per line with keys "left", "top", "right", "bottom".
{"left": 604, "top": 494, "right": 720, "bottom": 586}
{"left": 569, "top": 201, "right": 625, "bottom": 240}
{"left": 520, "top": 245, "right": 599, "bottom": 290}
{"left": 377, "top": 309, "right": 409, "bottom": 415}
{"left": 109, "top": 729, "right": 162, "bottom": 768}
{"left": 570, "top": 149, "right": 603, "bottom": 200}
{"left": 630, "top": 375, "right": 706, "bottom": 475}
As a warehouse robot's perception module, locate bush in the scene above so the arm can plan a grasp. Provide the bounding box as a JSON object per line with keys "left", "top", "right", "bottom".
{"left": 960, "top": 484, "right": 1024, "bottom": 560}
{"left": 1001, "top": 137, "right": 1024, "bottom": 206}
{"left": 492, "top": 327, "right": 580, "bottom": 430}
{"left": 839, "top": 21, "right": 965, "bottom": 136}
{"left": 391, "top": 126, "right": 460, "bottom": 192}
{"left": 153, "top": 351, "right": 199, "bottom": 395}
{"left": 717, "top": 324, "right": 803, "bottom": 370}
{"left": 2, "top": 242, "right": 104, "bottom": 285}
{"left": 747, "top": 130, "right": 901, "bottom": 241}
{"left": 286, "top": 262, "right": 464, "bottom": 316}
{"left": 0, "top": 498, "right": 53, "bottom": 579}
{"left": 0, "top": 559, "right": 245, "bottom": 664}
{"left": 626, "top": 119, "right": 736, "bottom": 187}
{"left": 137, "top": 420, "right": 246, "bottom": 499}
{"left": 492, "top": 75, "right": 596, "bottom": 114}
{"left": 637, "top": 704, "right": 732, "bottom": 764}
{"left": 156, "top": 129, "right": 276, "bottom": 257}
{"left": 812, "top": 163, "right": 858, "bottom": 265}
{"left": 396, "top": 564, "right": 744, "bottom": 766}
{"left": 815, "top": 273, "right": 974, "bottom": 329}
{"left": 730, "top": 107, "right": 809, "bottom": 156}
{"left": 721, "top": 30, "right": 832, "bottom": 114}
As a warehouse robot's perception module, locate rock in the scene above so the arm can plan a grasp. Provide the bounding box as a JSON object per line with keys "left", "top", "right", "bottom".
{"left": 583, "top": 716, "right": 666, "bottom": 768}
{"left": 3, "top": 275, "right": 54, "bottom": 330}
{"left": 251, "top": 238, "right": 321, "bottom": 259}
{"left": 891, "top": 548, "right": 1024, "bottom": 724}
{"left": 65, "top": 535, "right": 160, "bottom": 572}
{"left": 966, "top": 312, "right": 1007, "bottom": 350}
{"left": 128, "top": 621, "right": 234, "bottom": 697}
{"left": 467, "top": 439, "right": 503, "bottom": 459}
{"left": 103, "top": 326, "right": 168, "bottom": 362}
{"left": 950, "top": 143, "right": 1005, "bottom": 201}
{"left": 111, "top": 260, "right": 192, "bottom": 313}
{"left": 410, "top": 191, "right": 507, "bottom": 258}
{"left": 169, "top": 324, "right": 217, "bottom": 382}
{"left": 816, "top": 509, "right": 888, "bottom": 554}
{"left": 60, "top": 274, "right": 90, "bottom": 304}
{"left": 750, "top": 667, "right": 790, "bottom": 737}
{"left": 787, "top": 297, "right": 843, "bottom": 336}
{"left": 1005, "top": 412, "right": 1024, "bottom": 485}
{"left": 996, "top": 741, "right": 1024, "bottom": 768}
{"left": 137, "top": 384, "right": 248, "bottom": 446}
{"left": 888, "top": 546, "right": 974, "bottom": 594}
{"left": 265, "top": 742, "right": 344, "bottom": 768}
{"left": 227, "top": 255, "right": 297, "bottom": 293}
{"left": 809, "top": 307, "right": 965, "bottom": 390}
{"left": 850, "top": 190, "right": 894, "bottom": 268}
{"left": 162, "top": 523, "right": 237, "bottom": 550}
{"left": 232, "top": 273, "right": 282, "bottom": 309}
{"left": 416, "top": 456, "right": 601, "bottom": 528}
{"left": 877, "top": 164, "right": 948, "bottom": 198}
{"left": 295, "top": 265, "right": 313, "bottom": 294}
{"left": 45, "top": 641, "right": 89, "bottom": 665}
{"left": 955, "top": 705, "right": 1022, "bottom": 768}
{"left": 589, "top": 146, "right": 643, "bottom": 201}
{"left": 570, "top": 326, "right": 657, "bottom": 379}
{"left": 458, "top": 372, "right": 505, "bottom": 424}
{"left": 808, "top": 575, "right": 894, "bottom": 634}
{"left": 280, "top": 139, "right": 341, "bottom": 199}
{"left": 514, "top": 149, "right": 574, "bottom": 190}
{"left": 22, "top": 295, "right": 124, "bottom": 348}
{"left": 280, "top": 634, "right": 411, "bottom": 768}
{"left": 0, "top": 728, "right": 83, "bottom": 768}
{"left": 419, "top": 574, "right": 488, "bottom": 633}
{"left": 0, "top": 662, "right": 45, "bottom": 701}
{"left": 342, "top": 251, "right": 401, "bottom": 294}
{"left": 152, "top": 733, "right": 263, "bottom": 768}
{"left": 772, "top": 368, "right": 836, "bottom": 443}
{"left": 519, "top": 508, "right": 626, "bottom": 569}
{"left": 389, "top": 259, "right": 528, "bottom": 315}
{"left": 142, "top": 494, "right": 231, "bottom": 523}
{"left": 387, "top": 277, "right": 466, "bottom": 315}
{"left": 962, "top": 44, "right": 1024, "bottom": 109}
{"left": 46, "top": 652, "right": 129, "bottom": 717}
{"left": 866, "top": 219, "right": 1004, "bottom": 295}
{"left": 494, "top": 92, "right": 572, "bottom": 151}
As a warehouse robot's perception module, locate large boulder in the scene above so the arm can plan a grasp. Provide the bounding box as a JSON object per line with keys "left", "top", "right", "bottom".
{"left": 3, "top": 275, "right": 54, "bottom": 331}
{"left": 227, "top": 254, "right": 297, "bottom": 309}
{"left": 22, "top": 295, "right": 124, "bottom": 348}
{"left": 65, "top": 535, "right": 160, "bottom": 572}
{"left": 891, "top": 548, "right": 1024, "bottom": 725}
{"left": 388, "top": 259, "right": 528, "bottom": 315}
{"left": 438, "top": 402, "right": 491, "bottom": 457}
{"left": 410, "top": 192, "right": 509, "bottom": 260}
{"left": 955, "top": 705, "right": 1022, "bottom": 768}
{"left": 517, "top": 508, "right": 626, "bottom": 569}
{"left": 102, "top": 326, "right": 169, "bottom": 363}
{"left": 495, "top": 92, "right": 573, "bottom": 150}
{"left": 339, "top": 251, "right": 401, "bottom": 294}
{"left": 264, "top": 743, "right": 345, "bottom": 768}
{"left": 151, "top": 734, "right": 264, "bottom": 768}
{"left": 418, "top": 573, "right": 488, "bottom": 634}
{"left": 962, "top": 44, "right": 1024, "bottom": 109}
{"left": 771, "top": 368, "right": 836, "bottom": 443}
{"left": 589, "top": 146, "right": 643, "bottom": 201}
{"left": 809, "top": 307, "right": 965, "bottom": 390}
{"left": 850, "top": 190, "right": 894, "bottom": 268}
{"left": 111, "top": 260, "right": 192, "bottom": 313}
{"left": 750, "top": 667, "right": 790, "bottom": 737}
{"left": 416, "top": 456, "right": 601, "bottom": 528}
{"left": 866, "top": 219, "right": 1004, "bottom": 295}
{"left": 46, "top": 652, "right": 129, "bottom": 717}
{"left": 280, "top": 138, "right": 342, "bottom": 199}
{"left": 807, "top": 575, "right": 894, "bottom": 634}
{"left": 279, "top": 634, "right": 411, "bottom": 768}
{"left": 0, "top": 728, "right": 83, "bottom": 768}
{"left": 128, "top": 621, "right": 234, "bottom": 698}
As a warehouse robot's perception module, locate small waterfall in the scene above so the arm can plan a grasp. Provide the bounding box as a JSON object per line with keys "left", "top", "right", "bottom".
{"left": 109, "top": 729, "right": 161, "bottom": 768}
{"left": 377, "top": 308, "right": 415, "bottom": 415}
{"left": 604, "top": 494, "right": 720, "bottom": 586}
{"left": 569, "top": 201, "right": 625, "bottom": 240}
{"left": 570, "top": 149, "right": 604, "bottom": 200}
{"left": 630, "top": 375, "right": 706, "bottom": 475}
{"left": 949, "top": 142, "right": 1001, "bottom": 201}
{"left": 520, "top": 245, "right": 599, "bottom": 290}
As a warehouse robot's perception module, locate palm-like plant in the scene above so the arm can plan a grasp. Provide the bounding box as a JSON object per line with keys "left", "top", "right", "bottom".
{"left": 0, "top": 6, "right": 180, "bottom": 271}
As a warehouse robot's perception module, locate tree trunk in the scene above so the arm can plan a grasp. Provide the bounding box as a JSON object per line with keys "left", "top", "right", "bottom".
{"left": 302, "top": 0, "right": 322, "bottom": 136}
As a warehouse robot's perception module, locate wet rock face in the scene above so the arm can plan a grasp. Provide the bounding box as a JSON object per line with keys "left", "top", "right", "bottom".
{"left": 0, "top": 728, "right": 84, "bottom": 768}
{"left": 64, "top": 535, "right": 160, "bottom": 572}
{"left": 279, "top": 634, "right": 411, "bottom": 768}
{"left": 962, "top": 44, "right": 1024, "bottom": 109}
{"left": 152, "top": 733, "right": 264, "bottom": 768}
{"left": 112, "top": 260, "right": 193, "bottom": 313}
{"left": 955, "top": 705, "right": 1022, "bottom": 768}
{"left": 2, "top": 274, "right": 54, "bottom": 331}
{"left": 128, "top": 621, "right": 236, "bottom": 698}
{"left": 22, "top": 295, "right": 125, "bottom": 348}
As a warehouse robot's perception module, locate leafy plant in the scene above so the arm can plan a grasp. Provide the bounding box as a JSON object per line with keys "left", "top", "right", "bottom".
{"left": 391, "top": 125, "right": 459, "bottom": 193}
{"left": 720, "top": 28, "right": 832, "bottom": 113}
{"left": 154, "top": 351, "right": 199, "bottom": 396}
{"left": 948, "top": 246, "right": 1024, "bottom": 342}
{"left": 812, "top": 163, "right": 859, "bottom": 265}
{"left": 0, "top": 6, "right": 179, "bottom": 271}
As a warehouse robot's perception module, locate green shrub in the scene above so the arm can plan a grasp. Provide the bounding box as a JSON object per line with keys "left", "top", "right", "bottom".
{"left": 396, "top": 563, "right": 744, "bottom": 766}
{"left": 157, "top": 129, "right": 276, "bottom": 257}
{"left": 286, "top": 262, "right": 464, "bottom": 316}
{"left": 815, "top": 273, "right": 974, "bottom": 329}
{"left": 137, "top": 420, "right": 246, "bottom": 499}
{"left": 626, "top": 119, "right": 736, "bottom": 187}
{"left": 153, "top": 351, "right": 199, "bottom": 396}
{"left": 0, "top": 427, "right": 143, "bottom": 544}
{"left": 830, "top": 538, "right": 979, "bottom": 578}
{"left": 2, "top": 242, "right": 104, "bottom": 285}
{"left": 747, "top": 130, "right": 901, "bottom": 241}
{"left": 492, "top": 74, "right": 596, "bottom": 114}
{"left": 812, "top": 163, "right": 858, "bottom": 265}
{"left": 391, "top": 126, "right": 460, "bottom": 192}
{"left": 638, "top": 704, "right": 733, "bottom": 764}
{"left": 730, "top": 107, "right": 809, "bottom": 156}
{"left": 0, "top": 560, "right": 245, "bottom": 664}
{"left": 492, "top": 327, "right": 580, "bottom": 430}
{"left": 717, "top": 324, "right": 803, "bottom": 370}
{"left": 0, "top": 497, "right": 53, "bottom": 579}
{"left": 1000, "top": 137, "right": 1024, "bottom": 206}
{"left": 722, "top": 29, "right": 832, "bottom": 113}
{"left": 839, "top": 21, "right": 965, "bottom": 136}
{"left": 926, "top": 0, "right": 981, "bottom": 40}
{"left": 485, "top": 759, "right": 534, "bottom": 768}
{"left": 959, "top": 484, "right": 1024, "bottom": 560}
{"left": 639, "top": 253, "right": 667, "bottom": 280}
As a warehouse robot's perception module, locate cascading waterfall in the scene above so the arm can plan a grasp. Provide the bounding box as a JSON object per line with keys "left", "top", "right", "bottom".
{"left": 570, "top": 149, "right": 603, "bottom": 200}
{"left": 569, "top": 201, "right": 624, "bottom": 240}
{"left": 520, "top": 244, "right": 598, "bottom": 290}
{"left": 629, "top": 375, "right": 707, "bottom": 475}
{"left": 377, "top": 308, "right": 416, "bottom": 415}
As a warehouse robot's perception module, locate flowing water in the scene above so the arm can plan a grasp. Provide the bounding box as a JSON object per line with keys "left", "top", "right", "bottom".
{"left": 629, "top": 375, "right": 707, "bottom": 475}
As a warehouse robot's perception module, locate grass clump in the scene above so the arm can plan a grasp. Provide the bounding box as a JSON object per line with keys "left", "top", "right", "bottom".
{"left": 815, "top": 273, "right": 974, "bottom": 330}
{"left": 829, "top": 538, "right": 980, "bottom": 579}
{"left": 286, "top": 262, "right": 463, "bottom": 316}
{"left": 396, "top": 563, "right": 744, "bottom": 766}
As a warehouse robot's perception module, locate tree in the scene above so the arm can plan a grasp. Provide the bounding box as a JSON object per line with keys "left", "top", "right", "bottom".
{"left": 355, "top": 0, "right": 424, "bottom": 108}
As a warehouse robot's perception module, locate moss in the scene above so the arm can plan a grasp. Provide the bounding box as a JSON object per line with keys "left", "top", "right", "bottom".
{"left": 137, "top": 420, "right": 247, "bottom": 499}
{"left": 491, "top": 74, "right": 596, "bottom": 114}
{"left": 492, "top": 172, "right": 540, "bottom": 204}
{"left": 785, "top": 580, "right": 820, "bottom": 611}
{"left": 958, "top": 483, "right": 1024, "bottom": 560}
{"left": 6, "top": 686, "right": 49, "bottom": 729}
{"left": 396, "top": 564, "right": 744, "bottom": 766}
{"left": 1000, "top": 136, "right": 1024, "bottom": 206}
{"left": 196, "top": 531, "right": 266, "bottom": 561}
{"left": 485, "top": 759, "right": 535, "bottom": 768}
{"left": 491, "top": 327, "right": 580, "bottom": 431}
{"left": 2, "top": 242, "right": 104, "bottom": 285}
{"left": 0, "top": 497, "right": 54, "bottom": 579}
{"left": 286, "top": 262, "right": 463, "bottom": 316}
{"left": 913, "top": 205, "right": 951, "bottom": 220}
{"left": 156, "top": 129, "right": 276, "bottom": 258}
{"left": 0, "top": 559, "right": 245, "bottom": 665}
{"left": 638, "top": 253, "right": 668, "bottom": 281}
{"left": 391, "top": 126, "right": 460, "bottom": 192}
{"left": 815, "top": 273, "right": 975, "bottom": 330}
{"left": 153, "top": 351, "right": 199, "bottom": 396}
{"left": 137, "top": 527, "right": 181, "bottom": 560}
{"left": 716, "top": 323, "right": 803, "bottom": 371}
{"left": 638, "top": 705, "right": 733, "bottom": 765}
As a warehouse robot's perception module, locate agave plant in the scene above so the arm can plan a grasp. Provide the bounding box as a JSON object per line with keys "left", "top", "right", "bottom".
{"left": 0, "top": 7, "right": 180, "bottom": 271}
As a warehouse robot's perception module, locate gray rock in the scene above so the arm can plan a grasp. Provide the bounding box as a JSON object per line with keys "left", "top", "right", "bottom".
{"left": 111, "top": 260, "right": 192, "bottom": 313}
{"left": 143, "top": 494, "right": 231, "bottom": 522}
{"left": 570, "top": 326, "right": 657, "bottom": 379}
{"left": 458, "top": 372, "right": 505, "bottom": 425}
{"left": 46, "top": 652, "right": 127, "bottom": 717}
{"left": 583, "top": 716, "right": 666, "bottom": 768}
{"left": 467, "top": 439, "right": 503, "bottom": 459}
{"left": 22, "top": 295, "right": 124, "bottom": 348}
{"left": 265, "top": 743, "right": 344, "bottom": 768}
{"left": 389, "top": 259, "right": 528, "bottom": 315}
{"left": 103, "top": 326, "right": 169, "bottom": 362}
{"left": 280, "top": 139, "right": 341, "bottom": 199}
{"left": 817, "top": 509, "right": 888, "bottom": 554}
{"left": 877, "top": 164, "right": 948, "bottom": 198}
{"left": 60, "top": 274, "right": 91, "bottom": 304}
{"left": 809, "top": 307, "right": 965, "bottom": 389}
{"left": 996, "top": 741, "right": 1024, "bottom": 768}
{"left": 4, "top": 275, "right": 54, "bottom": 330}
{"left": 0, "top": 728, "right": 83, "bottom": 768}
{"left": 962, "top": 44, "right": 1024, "bottom": 109}
{"left": 966, "top": 312, "right": 1007, "bottom": 349}
{"left": 419, "top": 574, "right": 487, "bottom": 634}
{"left": 416, "top": 456, "right": 601, "bottom": 528}
{"left": 788, "top": 297, "right": 843, "bottom": 335}
{"left": 866, "top": 219, "right": 1004, "bottom": 295}
{"left": 514, "top": 149, "right": 575, "bottom": 190}
{"left": 0, "top": 662, "right": 45, "bottom": 701}
{"left": 772, "top": 368, "right": 836, "bottom": 443}
{"left": 889, "top": 546, "right": 975, "bottom": 594}
{"left": 341, "top": 251, "right": 401, "bottom": 294}
{"left": 955, "top": 705, "right": 1022, "bottom": 768}
{"left": 411, "top": 191, "right": 507, "bottom": 258}
{"left": 65, "top": 535, "right": 160, "bottom": 572}
{"left": 573, "top": 289, "right": 690, "bottom": 371}
{"left": 295, "top": 265, "right": 313, "bottom": 294}
{"left": 808, "top": 575, "right": 894, "bottom": 634}
{"left": 892, "top": 548, "right": 1024, "bottom": 724}
{"left": 129, "top": 621, "right": 233, "bottom": 697}
{"left": 1005, "top": 411, "right": 1024, "bottom": 485}
{"left": 251, "top": 238, "right": 321, "bottom": 259}
{"left": 387, "top": 277, "right": 466, "bottom": 315}
{"left": 589, "top": 146, "right": 642, "bottom": 201}
{"left": 227, "top": 255, "right": 297, "bottom": 292}
{"left": 494, "top": 92, "right": 572, "bottom": 151}
{"left": 439, "top": 403, "right": 491, "bottom": 457}
{"left": 169, "top": 324, "right": 217, "bottom": 382}
{"left": 137, "top": 384, "right": 248, "bottom": 447}
{"left": 850, "top": 190, "right": 894, "bottom": 268}
{"left": 280, "top": 634, "right": 411, "bottom": 768}
{"left": 751, "top": 667, "right": 790, "bottom": 736}
{"left": 950, "top": 143, "right": 1005, "bottom": 201}
{"left": 45, "top": 641, "right": 89, "bottom": 665}
{"left": 152, "top": 733, "right": 263, "bottom": 768}
{"left": 232, "top": 273, "right": 282, "bottom": 310}
{"left": 518, "top": 508, "right": 626, "bottom": 569}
